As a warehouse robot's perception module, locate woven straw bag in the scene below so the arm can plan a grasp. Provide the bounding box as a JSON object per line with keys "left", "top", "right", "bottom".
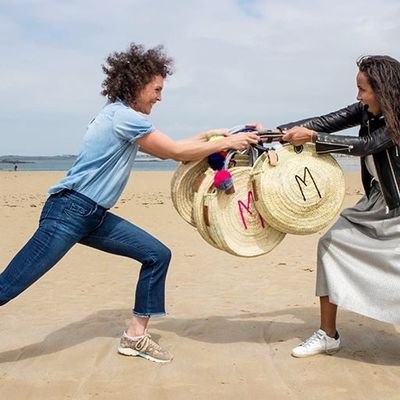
{"left": 170, "top": 150, "right": 255, "bottom": 226}
{"left": 251, "top": 143, "right": 345, "bottom": 235}
{"left": 192, "top": 151, "right": 256, "bottom": 251}
{"left": 196, "top": 162, "right": 286, "bottom": 257}
{"left": 170, "top": 159, "right": 209, "bottom": 226}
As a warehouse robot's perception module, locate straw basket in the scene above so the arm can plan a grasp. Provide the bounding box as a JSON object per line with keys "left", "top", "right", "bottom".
{"left": 251, "top": 143, "right": 345, "bottom": 235}
{"left": 170, "top": 152, "right": 255, "bottom": 226}
{"left": 199, "top": 166, "right": 286, "bottom": 257}
{"left": 170, "top": 159, "right": 209, "bottom": 226}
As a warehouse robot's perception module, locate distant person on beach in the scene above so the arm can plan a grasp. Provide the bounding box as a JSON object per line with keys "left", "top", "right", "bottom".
{"left": 0, "top": 43, "right": 259, "bottom": 363}
{"left": 13, "top": 164, "right": 17, "bottom": 172}
{"left": 278, "top": 55, "right": 400, "bottom": 358}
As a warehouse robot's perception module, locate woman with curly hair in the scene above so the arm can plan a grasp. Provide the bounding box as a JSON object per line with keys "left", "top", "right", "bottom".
{"left": 279, "top": 55, "right": 400, "bottom": 358}
{"left": 0, "top": 43, "right": 259, "bottom": 363}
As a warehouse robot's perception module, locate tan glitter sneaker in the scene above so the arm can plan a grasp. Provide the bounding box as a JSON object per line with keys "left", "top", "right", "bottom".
{"left": 118, "top": 332, "right": 173, "bottom": 363}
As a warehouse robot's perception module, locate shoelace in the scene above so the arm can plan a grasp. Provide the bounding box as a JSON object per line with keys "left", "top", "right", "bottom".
{"left": 301, "top": 331, "right": 323, "bottom": 348}
{"left": 135, "top": 334, "right": 162, "bottom": 353}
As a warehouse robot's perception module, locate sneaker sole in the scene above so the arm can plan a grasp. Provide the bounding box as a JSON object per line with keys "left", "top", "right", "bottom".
{"left": 117, "top": 347, "right": 172, "bottom": 363}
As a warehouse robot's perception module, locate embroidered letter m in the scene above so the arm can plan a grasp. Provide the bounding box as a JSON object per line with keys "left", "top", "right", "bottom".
{"left": 295, "top": 167, "right": 322, "bottom": 202}
{"left": 237, "top": 191, "right": 265, "bottom": 230}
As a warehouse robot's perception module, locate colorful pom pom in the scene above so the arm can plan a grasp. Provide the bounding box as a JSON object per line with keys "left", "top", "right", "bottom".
{"left": 206, "top": 137, "right": 234, "bottom": 193}
{"left": 213, "top": 170, "right": 234, "bottom": 193}
{"left": 208, "top": 152, "right": 225, "bottom": 170}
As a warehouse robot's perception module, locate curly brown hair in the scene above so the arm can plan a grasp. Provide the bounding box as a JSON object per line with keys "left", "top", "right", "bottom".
{"left": 101, "top": 43, "right": 174, "bottom": 105}
{"left": 357, "top": 55, "right": 400, "bottom": 143}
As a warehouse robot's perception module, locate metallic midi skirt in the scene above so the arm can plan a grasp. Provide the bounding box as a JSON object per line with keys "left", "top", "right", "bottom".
{"left": 316, "top": 182, "right": 400, "bottom": 324}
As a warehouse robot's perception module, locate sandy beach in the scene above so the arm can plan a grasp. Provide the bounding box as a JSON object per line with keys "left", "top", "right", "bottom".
{"left": 0, "top": 170, "right": 399, "bottom": 400}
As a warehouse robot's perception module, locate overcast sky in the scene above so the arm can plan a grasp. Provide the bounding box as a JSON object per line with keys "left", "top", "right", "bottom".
{"left": 1, "top": 0, "right": 399, "bottom": 155}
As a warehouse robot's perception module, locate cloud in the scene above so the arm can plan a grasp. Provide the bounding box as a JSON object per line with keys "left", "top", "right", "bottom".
{"left": 0, "top": 0, "right": 399, "bottom": 154}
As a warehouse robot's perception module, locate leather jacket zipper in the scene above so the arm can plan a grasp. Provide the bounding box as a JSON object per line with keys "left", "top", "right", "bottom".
{"left": 367, "top": 119, "right": 399, "bottom": 211}
{"left": 386, "top": 149, "right": 400, "bottom": 198}
{"left": 315, "top": 142, "right": 354, "bottom": 153}
{"left": 367, "top": 120, "right": 379, "bottom": 184}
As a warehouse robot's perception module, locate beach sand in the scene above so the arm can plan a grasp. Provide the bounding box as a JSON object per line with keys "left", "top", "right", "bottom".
{"left": 0, "top": 171, "right": 399, "bottom": 400}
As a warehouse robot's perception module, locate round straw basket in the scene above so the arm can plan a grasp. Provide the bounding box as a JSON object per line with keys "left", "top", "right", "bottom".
{"left": 203, "top": 167, "right": 286, "bottom": 257}
{"left": 251, "top": 143, "right": 345, "bottom": 235}
{"left": 170, "top": 159, "right": 209, "bottom": 226}
{"left": 192, "top": 151, "right": 258, "bottom": 251}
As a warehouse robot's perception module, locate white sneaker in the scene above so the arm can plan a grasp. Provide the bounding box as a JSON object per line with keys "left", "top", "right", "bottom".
{"left": 291, "top": 329, "right": 340, "bottom": 358}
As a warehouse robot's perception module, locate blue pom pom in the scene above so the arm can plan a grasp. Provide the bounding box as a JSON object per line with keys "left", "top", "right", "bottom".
{"left": 217, "top": 176, "right": 233, "bottom": 191}
{"left": 208, "top": 152, "right": 225, "bottom": 170}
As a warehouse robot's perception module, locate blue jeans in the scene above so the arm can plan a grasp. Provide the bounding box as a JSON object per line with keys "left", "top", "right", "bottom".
{"left": 0, "top": 190, "right": 171, "bottom": 317}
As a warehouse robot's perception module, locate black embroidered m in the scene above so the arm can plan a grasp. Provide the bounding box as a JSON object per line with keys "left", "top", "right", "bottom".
{"left": 294, "top": 167, "right": 322, "bottom": 202}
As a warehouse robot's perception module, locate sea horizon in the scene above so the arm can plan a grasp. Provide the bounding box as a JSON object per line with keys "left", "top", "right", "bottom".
{"left": 0, "top": 153, "right": 360, "bottom": 172}
{"left": 0, "top": 153, "right": 178, "bottom": 172}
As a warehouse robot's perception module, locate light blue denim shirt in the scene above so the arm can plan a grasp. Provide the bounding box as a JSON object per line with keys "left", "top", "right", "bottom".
{"left": 48, "top": 101, "right": 155, "bottom": 208}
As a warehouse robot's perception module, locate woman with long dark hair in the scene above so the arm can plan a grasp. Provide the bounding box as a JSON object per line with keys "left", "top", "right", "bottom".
{"left": 280, "top": 55, "right": 400, "bottom": 357}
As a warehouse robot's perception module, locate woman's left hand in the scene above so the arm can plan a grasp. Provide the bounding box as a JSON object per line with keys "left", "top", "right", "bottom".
{"left": 282, "top": 126, "right": 316, "bottom": 146}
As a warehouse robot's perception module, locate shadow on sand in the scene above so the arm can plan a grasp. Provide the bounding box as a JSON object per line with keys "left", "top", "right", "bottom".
{"left": 0, "top": 306, "right": 399, "bottom": 365}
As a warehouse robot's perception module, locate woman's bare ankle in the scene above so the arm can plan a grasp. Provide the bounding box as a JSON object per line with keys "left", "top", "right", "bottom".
{"left": 321, "top": 327, "right": 338, "bottom": 338}
{"left": 126, "top": 315, "right": 149, "bottom": 337}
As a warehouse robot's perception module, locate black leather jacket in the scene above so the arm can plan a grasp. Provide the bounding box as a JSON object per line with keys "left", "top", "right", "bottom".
{"left": 278, "top": 102, "right": 400, "bottom": 210}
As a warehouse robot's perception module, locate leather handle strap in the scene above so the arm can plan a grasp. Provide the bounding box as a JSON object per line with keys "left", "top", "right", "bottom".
{"left": 203, "top": 205, "right": 210, "bottom": 227}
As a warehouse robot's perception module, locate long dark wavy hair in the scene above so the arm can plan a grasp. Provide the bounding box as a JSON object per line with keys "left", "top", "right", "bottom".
{"left": 101, "top": 43, "right": 174, "bottom": 105}
{"left": 357, "top": 55, "right": 400, "bottom": 143}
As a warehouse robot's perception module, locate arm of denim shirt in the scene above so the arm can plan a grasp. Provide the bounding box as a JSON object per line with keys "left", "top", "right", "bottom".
{"left": 113, "top": 107, "right": 156, "bottom": 143}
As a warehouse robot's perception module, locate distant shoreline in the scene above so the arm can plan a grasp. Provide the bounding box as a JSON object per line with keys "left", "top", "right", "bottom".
{"left": 0, "top": 160, "right": 33, "bottom": 164}
{"left": 0, "top": 153, "right": 359, "bottom": 172}
{"left": 0, "top": 155, "right": 178, "bottom": 172}
{"left": 0, "top": 153, "right": 161, "bottom": 164}
{"left": 1, "top": 153, "right": 357, "bottom": 160}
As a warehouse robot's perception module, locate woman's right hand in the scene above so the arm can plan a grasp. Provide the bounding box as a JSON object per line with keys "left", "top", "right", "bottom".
{"left": 283, "top": 126, "right": 316, "bottom": 145}
{"left": 226, "top": 132, "right": 259, "bottom": 150}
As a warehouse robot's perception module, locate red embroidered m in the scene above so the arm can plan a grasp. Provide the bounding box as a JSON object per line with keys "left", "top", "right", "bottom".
{"left": 237, "top": 191, "right": 265, "bottom": 230}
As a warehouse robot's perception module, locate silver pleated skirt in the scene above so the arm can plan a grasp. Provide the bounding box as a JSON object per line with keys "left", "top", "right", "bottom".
{"left": 316, "top": 181, "right": 400, "bottom": 324}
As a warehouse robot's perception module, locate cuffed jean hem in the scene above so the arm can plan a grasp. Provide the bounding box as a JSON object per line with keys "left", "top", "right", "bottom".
{"left": 132, "top": 310, "right": 166, "bottom": 318}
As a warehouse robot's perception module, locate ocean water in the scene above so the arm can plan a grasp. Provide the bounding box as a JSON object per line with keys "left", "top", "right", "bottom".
{"left": 0, "top": 157, "right": 179, "bottom": 172}
{"left": 334, "top": 156, "right": 361, "bottom": 172}
{"left": 0, "top": 155, "right": 360, "bottom": 172}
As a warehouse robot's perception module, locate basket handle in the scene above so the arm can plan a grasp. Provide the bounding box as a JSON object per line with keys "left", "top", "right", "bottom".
{"left": 203, "top": 204, "right": 210, "bottom": 227}
{"left": 223, "top": 146, "right": 260, "bottom": 170}
{"left": 251, "top": 179, "right": 259, "bottom": 201}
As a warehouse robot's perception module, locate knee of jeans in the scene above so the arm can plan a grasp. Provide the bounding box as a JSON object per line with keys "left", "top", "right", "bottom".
{"left": 155, "top": 243, "right": 172, "bottom": 265}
